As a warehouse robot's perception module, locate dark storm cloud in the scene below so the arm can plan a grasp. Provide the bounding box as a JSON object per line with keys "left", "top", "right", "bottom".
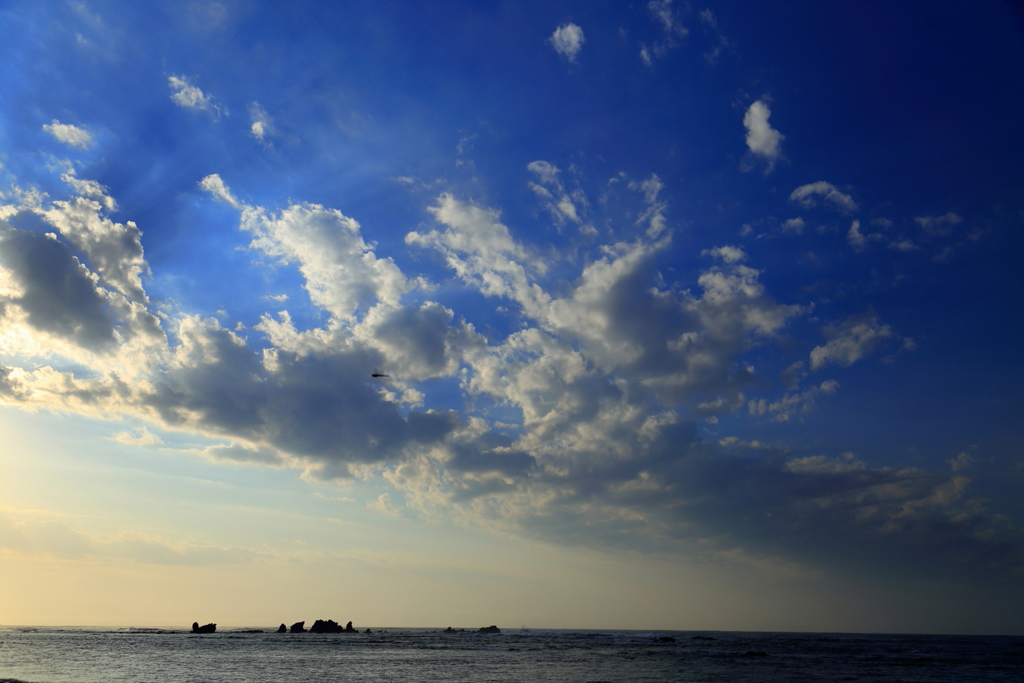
{"left": 0, "top": 213, "right": 116, "bottom": 351}
{"left": 137, "top": 317, "right": 459, "bottom": 472}
{"left": 503, "top": 421, "right": 1023, "bottom": 583}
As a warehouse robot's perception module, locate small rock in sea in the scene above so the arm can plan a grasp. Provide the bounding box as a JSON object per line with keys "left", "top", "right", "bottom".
{"left": 344, "top": 621, "right": 356, "bottom": 633}
{"left": 477, "top": 625, "right": 500, "bottom": 634}
{"left": 364, "top": 628, "right": 372, "bottom": 634}
{"left": 290, "top": 621, "right": 307, "bottom": 633}
{"left": 654, "top": 636, "right": 676, "bottom": 643}
{"left": 277, "top": 624, "right": 287, "bottom": 633}
{"left": 443, "top": 627, "right": 456, "bottom": 634}
{"left": 191, "top": 622, "right": 216, "bottom": 634}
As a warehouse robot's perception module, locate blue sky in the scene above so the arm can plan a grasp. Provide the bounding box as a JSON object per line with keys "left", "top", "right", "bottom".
{"left": 1, "top": 0, "right": 1023, "bottom": 633}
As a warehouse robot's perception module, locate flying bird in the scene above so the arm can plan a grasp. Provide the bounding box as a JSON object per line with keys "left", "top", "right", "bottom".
{"left": 371, "top": 369, "right": 389, "bottom": 378}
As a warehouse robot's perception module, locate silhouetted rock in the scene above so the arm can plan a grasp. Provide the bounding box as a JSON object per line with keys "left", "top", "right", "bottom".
{"left": 443, "top": 627, "right": 456, "bottom": 633}
{"left": 364, "top": 628, "right": 372, "bottom": 634}
{"left": 191, "top": 622, "right": 216, "bottom": 634}
{"left": 478, "top": 625, "right": 500, "bottom": 634}
{"left": 277, "top": 624, "right": 287, "bottom": 633}
{"left": 344, "top": 621, "right": 356, "bottom": 633}
{"left": 309, "top": 619, "right": 344, "bottom": 634}
{"left": 654, "top": 636, "right": 676, "bottom": 643}
{"left": 290, "top": 621, "right": 306, "bottom": 633}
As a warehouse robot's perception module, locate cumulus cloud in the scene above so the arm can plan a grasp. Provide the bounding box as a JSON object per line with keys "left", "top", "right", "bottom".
{"left": 790, "top": 181, "right": 858, "bottom": 213}
{"left": 549, "top": 23, "right": 584, "bottom": 62}
{"left": 743, "top": 100, "right": 784, "bottom": 170}
{"left": 0, "top": 215, "right": 119, "bottom": 353}
{"left": 42, "top": 171, "right": 150, "bottom": 301}
{"left": 1, "top": 164, "right": 1017, "bottom": 586}
{"left": 702, "top": 245, "right": 746, "bottom": 263}
{"left": 810, "top": 312, "right": 893, "bottom": 370}
{"left": 42, "top": 120, "right": 94, "bottom": 149}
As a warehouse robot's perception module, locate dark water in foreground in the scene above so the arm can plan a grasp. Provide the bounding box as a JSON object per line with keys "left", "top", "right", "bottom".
{"left": 1, "top": 627, "right": 1022, "bottom": 682}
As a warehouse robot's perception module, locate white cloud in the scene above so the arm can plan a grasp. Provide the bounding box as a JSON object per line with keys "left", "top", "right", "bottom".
{"left": 699, "top": 9, "right": 730, "bottom": 64}
{"left": 59, "top": 168, "right": 116, "bottom": 211}
{"left": 782, "top": 217, "right": 804, "bottom": 235}
{"left": 914, "top": 212, "right": 962, "bottom": 237}
{"left": 42, "top": 120, "right": 94, "bottom": 149}
{"left": 248, "top": 101, "right": 275, "bottom": 143}
{"left": 748, "top": 380, "right": 839, "bottom": 422}
{"left": 527, "top": 160, "right": 590, "bottom": 232}
{"left": 648, "top": 0, "right": 687, "bottom": 36}
{"left": 111, "top": 426, "right": 163, "bottom": 446}
{"left": 743, "top": 100, "right": 783, "bottom": 170}
{"left": 702, "top": 245, "right": 746, "bottom": 263}
{"left": 889, "top": 238, "right": 918, "bottom": 252}
{"left": 640, "top": 0, "right": 687, "bottom": 66}
{"left": 199, "top": 173, "right": 240, "bottom": 208}
{"left": 810, "top": 313, "right": 894, "bottom": 370}
{"left": 239, "top": 197, "right": 411, "bottom": 321}
{"left": 37, "top": 171, "right": 150, "bottom": 304}
{"left": 1, "top": 162, "right": 1012, "bottom": 586}
{"left": 367, "top": 492, "right": 401, "bottom": 517}
{"left": 947, "top": 451, "right": 974, "bottom": 472}
{"left": 168, "top": 75, "right": 223, "bottom": 116}
{"left": 789, "top": 181, "right": 859, "bottom": 213}
{"left": 549, "top": 23, "right": 584, "bottom": 62}
{"left": 847, "top": 219, "right": 866, "bottom": 251}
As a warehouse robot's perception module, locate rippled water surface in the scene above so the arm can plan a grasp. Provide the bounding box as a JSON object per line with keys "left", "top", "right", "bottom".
{"left": 1, "top": 628, "right": 1022, "bottom": 682}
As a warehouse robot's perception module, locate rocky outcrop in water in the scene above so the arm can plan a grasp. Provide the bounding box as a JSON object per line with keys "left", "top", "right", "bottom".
{"left": 290, "top": 621, "right": 306, "bottom": 633}
{"left": 477, "top": 625, "right": 500, "bottom": 634}
{"left": 344, "top": 621, "right": 356, "bottom": 633}
{"left": 309, "top": 619, "right": 343, "bottom": 634}
{"left": 191, "top": 622, "right": 216, "bottom": 634}
{"left": 277, "top": 624, "right": 287, "bottom": 633}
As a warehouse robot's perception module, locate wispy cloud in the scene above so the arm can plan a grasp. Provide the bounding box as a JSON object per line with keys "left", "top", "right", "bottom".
{"left": 640, "top": 0, "right": 687, "bottom": 66}
{"left": 168, "top": 75, "right": 225, "bottom": 118}
{"left": 810, "top": 312, "right": 894, "bottom": 370}
{"left": 790, "top": 181, "right": 858, "bottom": 213}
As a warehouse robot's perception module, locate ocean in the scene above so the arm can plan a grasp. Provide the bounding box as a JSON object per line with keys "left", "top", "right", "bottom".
{"left": 1, "top": 627, "right": 1022, "bottom": 682}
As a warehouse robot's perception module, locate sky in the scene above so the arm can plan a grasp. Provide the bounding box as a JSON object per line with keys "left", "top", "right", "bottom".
{"left": 1, "top": 0, "right": 1023, "bottom": 635}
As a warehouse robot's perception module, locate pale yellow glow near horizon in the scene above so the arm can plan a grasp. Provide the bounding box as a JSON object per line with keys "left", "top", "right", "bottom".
{"left": 1, "top": 407, "right": 1013, "bottom": 635}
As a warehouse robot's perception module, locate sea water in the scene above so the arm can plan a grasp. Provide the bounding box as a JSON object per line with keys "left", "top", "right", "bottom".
{"left": 1, "top": 627, "right": 1022, "bottom": 682}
